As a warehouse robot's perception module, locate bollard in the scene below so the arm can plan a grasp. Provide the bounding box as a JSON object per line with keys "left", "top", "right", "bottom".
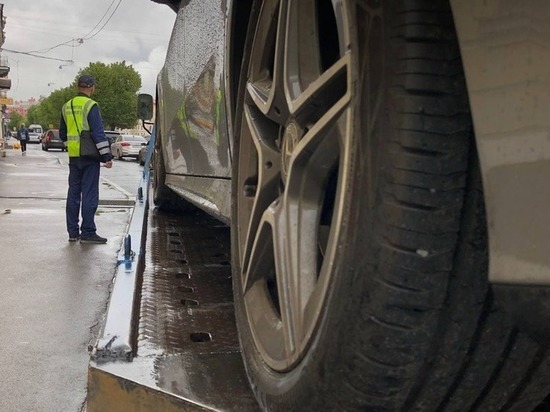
{"left": 124, "top": 234, "right": 132, "bottom": 261}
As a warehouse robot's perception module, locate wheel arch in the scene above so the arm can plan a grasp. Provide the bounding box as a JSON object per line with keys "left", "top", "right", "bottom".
{"left": 450, "top": 0, "right": 550, "bottom": 287}
{"left": 451, "top": 1, "right": 550, "bottom": 340}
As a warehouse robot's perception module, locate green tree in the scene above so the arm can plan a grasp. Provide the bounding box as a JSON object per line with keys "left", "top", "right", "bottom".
{"left": 7, "top": 111, "right": 24, "bottom": 131}
{"left": 77, "top": 61, "right": 141, "bottom": 130}
{"left": 35, "top": 87, "right": 73, "bottom": 129}
{"left": 29, "top": 61, "right": 142, "bottom": 131}
{"left": 26, "top": 105, "right": 39, "bottom": 126}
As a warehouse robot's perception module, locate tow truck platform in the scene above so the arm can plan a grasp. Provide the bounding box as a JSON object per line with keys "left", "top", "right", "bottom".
{"left": 86, "top": 141, "right": 259, "bottom": 411}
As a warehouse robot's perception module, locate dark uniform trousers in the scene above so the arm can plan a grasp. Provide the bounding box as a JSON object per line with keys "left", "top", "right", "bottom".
{"left": 66, "top": 158, "right": 100, "bottom": 237}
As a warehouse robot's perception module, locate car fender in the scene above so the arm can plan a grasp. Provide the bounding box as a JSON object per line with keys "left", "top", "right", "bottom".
{"left": 451, "top": 0, "right": 550, "bottom": 287}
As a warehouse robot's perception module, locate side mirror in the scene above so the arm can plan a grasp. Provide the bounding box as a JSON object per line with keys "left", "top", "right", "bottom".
{"left": 137, "top": 94, "right": 154, "bottom": 121}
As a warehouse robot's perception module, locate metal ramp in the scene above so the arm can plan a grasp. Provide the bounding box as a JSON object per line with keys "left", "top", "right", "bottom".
{"left": 87, "top": 130, "right": 259, "bottom": 411}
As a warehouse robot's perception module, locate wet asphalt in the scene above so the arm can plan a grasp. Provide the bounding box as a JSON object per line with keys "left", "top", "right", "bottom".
{"left": 0, "top": 141, "right": 134, "bottom": 411}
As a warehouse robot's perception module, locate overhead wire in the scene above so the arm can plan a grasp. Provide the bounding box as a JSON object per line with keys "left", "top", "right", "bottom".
{"left": 28, "top": 39, "right": 77, "bottom": 54}
{"left": 8, "top": 0, "right": 124, "bottom": 57}
{"left": 79, "top": 0, "right": 117, "bottom": 40}
{"left": 82, "top": 0, "right": 124, "bottom": 41}
{"left": 1, "top": 48, "right": 73, "bottom": 63}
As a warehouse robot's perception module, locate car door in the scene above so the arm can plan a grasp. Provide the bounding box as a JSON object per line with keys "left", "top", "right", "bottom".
{"left": 159, "top": 0, "right": 230, "bottom": 178}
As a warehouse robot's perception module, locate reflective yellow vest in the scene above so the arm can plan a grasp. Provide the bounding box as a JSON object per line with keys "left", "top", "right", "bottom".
{"left": 62, "top": 96, "right": 97, "bottom": 157}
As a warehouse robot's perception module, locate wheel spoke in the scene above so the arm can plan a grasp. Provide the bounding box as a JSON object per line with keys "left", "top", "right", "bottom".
{"left": 244, "top": 200, "right": 298, "bottom": 361}
{"left": 288, "top": 55, "right": 350, "bottom": 129}
{"left": 283, "top": 0, "right": 351, "bottom": 128}
{"left": 247, "top": 0, "right": 289, "bottom": 123}
{"left": 282, "top": 104, "right": 348, "bottom": 335}
{"left": 240, "top": 105, "right": 281, "bottom": 283}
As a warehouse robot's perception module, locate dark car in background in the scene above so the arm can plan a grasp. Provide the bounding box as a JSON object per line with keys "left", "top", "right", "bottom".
{"left": 137, "top": 140, "right": 150, "bottom": 166}
{"left": 104, "top": 130, "right": 121, "bottom": 146}
{"left": 41, "top": 129, "right": 66, "bottom": 151}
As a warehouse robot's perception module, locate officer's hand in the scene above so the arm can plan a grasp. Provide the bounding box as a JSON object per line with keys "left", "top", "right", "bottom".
{"left": 104, "top": 160, "right": 113, "bottom": 169}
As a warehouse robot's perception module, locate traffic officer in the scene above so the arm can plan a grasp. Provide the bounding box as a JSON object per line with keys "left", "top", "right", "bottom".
{"left": 59, "top": 74, "right": 113, "bottom": 244}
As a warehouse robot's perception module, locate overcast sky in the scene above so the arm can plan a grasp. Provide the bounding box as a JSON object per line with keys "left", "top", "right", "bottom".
{"left": 2, "top": 0, "right": 176, "bottom": 102}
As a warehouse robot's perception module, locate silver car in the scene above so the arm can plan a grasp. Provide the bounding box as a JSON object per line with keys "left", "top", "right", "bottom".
{"left": 110, "top": 134, "right": 147, "bottom": 160}
{"left": 144, "top": 0, "right": 550, "bottom": 410}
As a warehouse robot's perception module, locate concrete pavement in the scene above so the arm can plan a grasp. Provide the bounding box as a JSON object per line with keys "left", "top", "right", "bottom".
{"left": 0, "top": 144, "right": 133, "bottom": 411}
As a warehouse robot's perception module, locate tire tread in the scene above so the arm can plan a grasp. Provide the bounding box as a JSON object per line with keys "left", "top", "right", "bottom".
{"left": 343, "top": 1, "right": 549, "bottom": 411}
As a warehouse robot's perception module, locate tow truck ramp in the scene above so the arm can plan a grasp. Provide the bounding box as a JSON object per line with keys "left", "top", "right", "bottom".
{"left": 87, "top": 169, "right": 259, "bottom": 411}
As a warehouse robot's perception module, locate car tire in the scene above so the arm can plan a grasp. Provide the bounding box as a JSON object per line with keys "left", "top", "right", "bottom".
{"left": 231, "top": 1, "right": 550, "bottom": 411}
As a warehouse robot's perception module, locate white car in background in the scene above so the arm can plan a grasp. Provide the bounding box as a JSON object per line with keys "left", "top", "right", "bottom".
{"left": 111, "top": 134, "right": 148, "bottom": 160}
{"left": 27, "top": 124, "right": 43, "bottom": 144}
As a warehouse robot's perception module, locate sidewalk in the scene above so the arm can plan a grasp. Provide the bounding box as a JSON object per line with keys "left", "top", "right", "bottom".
{"left": 0, "top": 146, "right": 133, "bottom": 411}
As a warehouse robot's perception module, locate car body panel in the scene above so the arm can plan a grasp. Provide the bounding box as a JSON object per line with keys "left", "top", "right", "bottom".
{"left": 157, "top": 0, "right": 231, "bottom": 179}
{"left": 166, "top": 174, "right": 232, "bottom": 224}
{"left": 155, "top": 0, "right": 232, "bottom": 221}
{"left": 154, "top": 0, "right": 550, "bottom": 287}
{"left": 450, "top": 0, "right": 550, "bottom": 285}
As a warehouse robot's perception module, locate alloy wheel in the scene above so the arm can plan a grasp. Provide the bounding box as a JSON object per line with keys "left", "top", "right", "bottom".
{"left": 236, "top": 0, "right": 383, "bottom": 371}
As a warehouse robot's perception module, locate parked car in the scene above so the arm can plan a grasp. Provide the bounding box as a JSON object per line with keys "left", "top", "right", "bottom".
{"left": 41, "top": 129, "right": 66, "bottom": 151}
{"left": 27, "top": 124, "right": 43, "bottom": 144}
{"left": 111, "top": 135, "right": 147, "bottom": 160}
{"left": 104, "top": 130, "right": 121, "bottom": 146}
{"left": 137, "top": 140, "right": 150, "bottom": 166}
{"left": 142, "top": 0, "right": 550, "bottom": 410}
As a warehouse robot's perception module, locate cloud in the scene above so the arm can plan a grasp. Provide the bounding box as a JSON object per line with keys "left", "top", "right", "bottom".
{"left": 133, "top": 45, "right": 168, "bottom": 96}
{"left": 2, "top": 0, "right": 176, "bottom": 101}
